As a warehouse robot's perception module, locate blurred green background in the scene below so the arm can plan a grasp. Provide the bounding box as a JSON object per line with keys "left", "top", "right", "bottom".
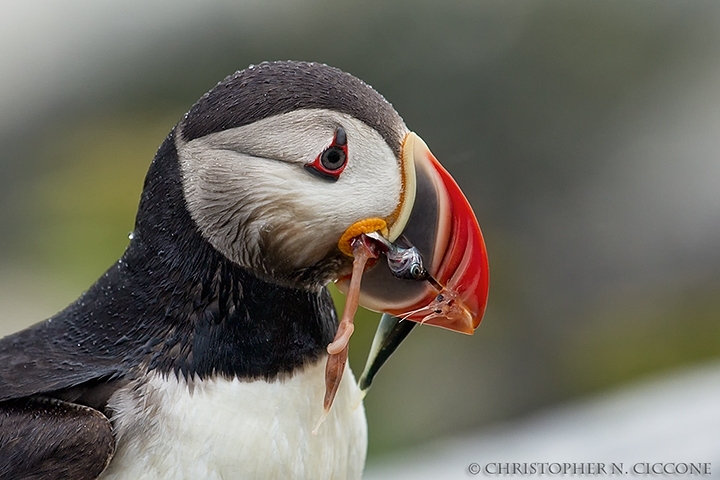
{"left": 1, "top": 0, "right": 719, "bottom": 464}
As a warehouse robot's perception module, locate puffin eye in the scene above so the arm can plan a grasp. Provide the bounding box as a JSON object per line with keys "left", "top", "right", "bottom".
{"left": 305, "top": 127, "right": 349, "bottom": 181}
{"left": 320, "top": 147, "right": 347, "bottom": 171}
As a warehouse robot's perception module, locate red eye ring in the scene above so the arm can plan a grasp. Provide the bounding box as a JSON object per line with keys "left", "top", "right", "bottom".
{"left": 305, "top": 127, "right": 348, "bottom": 181}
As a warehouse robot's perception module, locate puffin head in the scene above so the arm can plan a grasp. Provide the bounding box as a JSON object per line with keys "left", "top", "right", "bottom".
{"left": 168, "top": 61, "right": 488, "bottom": 335}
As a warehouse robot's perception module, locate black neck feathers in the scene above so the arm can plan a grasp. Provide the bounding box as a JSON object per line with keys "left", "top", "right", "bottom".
{"left": 126, "top": 131, "right": 338, "bottom": 380}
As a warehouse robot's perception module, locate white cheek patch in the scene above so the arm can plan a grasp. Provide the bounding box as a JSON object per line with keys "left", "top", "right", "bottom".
{"left": 176, "top": 109, "right": 406, "bottom": 278}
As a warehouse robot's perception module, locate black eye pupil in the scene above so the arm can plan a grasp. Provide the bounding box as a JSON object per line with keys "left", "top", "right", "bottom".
{"left": 411, "top": 265, "right": 422, "bottom": 277}
{"left": 321, "top": 147, "right": 346, "bottom": 170}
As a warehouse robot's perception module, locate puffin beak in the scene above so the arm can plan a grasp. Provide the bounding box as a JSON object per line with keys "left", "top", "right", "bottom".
{"left": 319, "top": 132, "right": 489, "bottom": 418}
{"left": 340, "top": 132, "right": 489, "bottom": 334}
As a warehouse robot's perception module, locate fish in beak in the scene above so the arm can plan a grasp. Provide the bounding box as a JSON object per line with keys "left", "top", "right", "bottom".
{"left": 315, "top": 132, "right": 489, "bottom": 430}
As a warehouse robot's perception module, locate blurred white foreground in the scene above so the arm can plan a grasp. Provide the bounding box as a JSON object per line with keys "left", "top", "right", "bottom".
{"left": 365, "top": 361, "right": 720, "bottom": 479}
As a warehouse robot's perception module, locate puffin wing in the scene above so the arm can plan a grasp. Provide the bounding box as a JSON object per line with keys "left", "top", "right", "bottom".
{"left": 0, "top": 318, "right": 126, "bottom": 403}
{"left": 0, "top": 398, "right": 115, "bottom": 480}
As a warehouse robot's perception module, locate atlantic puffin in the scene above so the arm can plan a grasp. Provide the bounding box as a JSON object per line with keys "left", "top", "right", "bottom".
{"left": 0, "top": 61, "right": 489, "bottom": 480}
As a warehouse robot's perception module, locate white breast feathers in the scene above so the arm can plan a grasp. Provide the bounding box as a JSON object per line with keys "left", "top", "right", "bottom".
{"left": 100, "top": 359, "right": 367, "bottom": 480}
